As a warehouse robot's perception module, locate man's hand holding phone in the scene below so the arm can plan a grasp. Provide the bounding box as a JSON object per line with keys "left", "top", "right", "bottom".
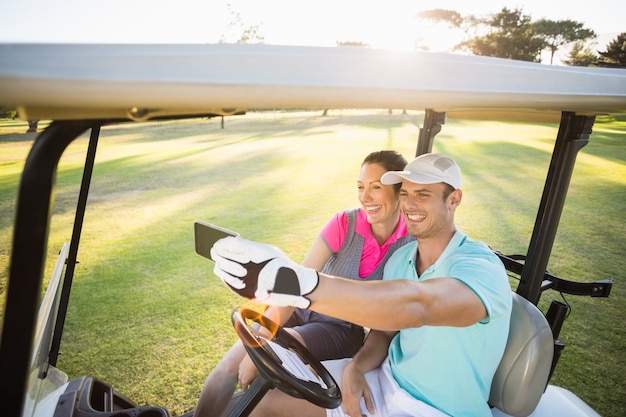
{"left": 211, "top": 236, "right": 319, "bottom": 309}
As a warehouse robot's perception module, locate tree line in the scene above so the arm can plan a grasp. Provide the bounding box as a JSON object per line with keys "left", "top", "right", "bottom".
{"left": 416, "top": 7, "right": 625, "bottom": 68}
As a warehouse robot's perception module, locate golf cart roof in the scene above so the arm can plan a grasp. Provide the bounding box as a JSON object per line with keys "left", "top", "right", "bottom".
{"left": 1, "top": 43, "right": 626, "bottom": 122}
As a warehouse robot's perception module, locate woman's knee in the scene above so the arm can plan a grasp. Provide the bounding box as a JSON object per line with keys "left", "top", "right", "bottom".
{"left": 213, "top": 342, "right": 247, "bottom": 375}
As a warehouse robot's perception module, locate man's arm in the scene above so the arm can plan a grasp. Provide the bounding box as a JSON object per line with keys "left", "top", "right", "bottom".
{"left": 211, "top": 236, "right": 487, "bottom": 330}
{"left": 341, "top": 330, "right": 397, "bottom": 417}
{"left": 349, "top": 330, "right": 396, "bottom": 373}
{"left": 309, "top": 274, "right": 487, "bottom": 331}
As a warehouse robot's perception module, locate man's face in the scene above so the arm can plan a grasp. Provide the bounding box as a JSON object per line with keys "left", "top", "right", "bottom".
{"left": 398, "top": 181, "right": 459, "bottom": 239}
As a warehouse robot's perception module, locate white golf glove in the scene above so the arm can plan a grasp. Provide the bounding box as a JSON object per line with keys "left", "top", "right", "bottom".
{"left": 210, "top": 236, "right": 319, "bottom": 308}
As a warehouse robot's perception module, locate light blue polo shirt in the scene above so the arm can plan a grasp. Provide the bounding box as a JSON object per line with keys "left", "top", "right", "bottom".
{"left": 383, "top": 230, "right": 512, "bottom": 417}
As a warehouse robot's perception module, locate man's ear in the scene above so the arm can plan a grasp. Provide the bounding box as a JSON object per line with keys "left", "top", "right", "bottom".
{"left": 449, "top": 189, "right": 462, "bottom": 208}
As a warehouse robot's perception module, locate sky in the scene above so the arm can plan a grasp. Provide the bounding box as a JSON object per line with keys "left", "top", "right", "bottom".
{"left": 0, "top": 0, "right": 622, "bottom": 60}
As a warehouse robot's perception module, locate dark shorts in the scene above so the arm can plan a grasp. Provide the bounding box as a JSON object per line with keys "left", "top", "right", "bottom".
{"left": 283, "top": 309, "right": 365, "bottom": 360}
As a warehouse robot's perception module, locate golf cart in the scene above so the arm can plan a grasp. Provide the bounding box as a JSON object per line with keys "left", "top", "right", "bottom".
{"left": 1, "top": 44, "right": 625, "bottom": 417}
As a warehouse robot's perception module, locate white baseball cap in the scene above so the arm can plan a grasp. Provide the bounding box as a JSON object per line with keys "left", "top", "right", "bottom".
{"left": 381, "top": 153, "right": 462, "bottom": 190}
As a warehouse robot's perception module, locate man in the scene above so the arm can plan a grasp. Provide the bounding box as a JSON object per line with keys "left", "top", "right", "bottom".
{"left": 211, "top": 153, "right": 513, "bottom": 417}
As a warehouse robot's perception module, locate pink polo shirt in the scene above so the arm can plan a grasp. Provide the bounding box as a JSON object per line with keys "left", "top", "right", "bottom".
{"left": 320, "top": 208, "right": 408, "bottom": 278}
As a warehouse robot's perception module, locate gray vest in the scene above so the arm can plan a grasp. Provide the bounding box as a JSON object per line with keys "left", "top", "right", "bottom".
{"left": 322, "top": 208, "right": 414, "bottom": 281}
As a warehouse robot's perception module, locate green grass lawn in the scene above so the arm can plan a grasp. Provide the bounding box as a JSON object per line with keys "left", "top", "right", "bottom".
{"left": 1, "top": 110, "right": 624, "bottom": 416}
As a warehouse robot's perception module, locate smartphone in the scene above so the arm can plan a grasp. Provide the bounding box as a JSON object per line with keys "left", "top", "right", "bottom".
{"left": 194, "top": 220, "right": 239, "bottom": 261}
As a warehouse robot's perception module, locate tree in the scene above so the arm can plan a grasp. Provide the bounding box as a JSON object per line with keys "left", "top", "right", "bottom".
{"left": 0, "top": 106, "right": 17, "bottom": 119}
{"left": 219, "top": 4, "right": 264, "bottom": 44}
{"left": 416, "top": 9, "right": 463, "bottom": 27}
{"left": 417, "top": 7, "right": 595, "bottom": 64}
{"left": 414, "top": 9, "right": 470, "bottom": 51}
{"left": 336, "top": 41, "right": 370, "bottom": 47}
{"left": 563, "top": 41, "right": 598, "bottom": 67}
{"left": 595, "top": 33, "right": 626, "bottom": 68}
{"left": 532, "top": 19, "right": 596, "bottom": 64}
{"left": 456, "top": 8, "right": 544, "bottom": 62}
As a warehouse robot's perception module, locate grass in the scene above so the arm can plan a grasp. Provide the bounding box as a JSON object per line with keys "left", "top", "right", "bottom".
{"left": 1, "top": 110, "right": 624, "bottom": 416}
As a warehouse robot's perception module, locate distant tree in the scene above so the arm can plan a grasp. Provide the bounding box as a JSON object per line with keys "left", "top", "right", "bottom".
{"left": 336, "top": 41, "right": 370, "bottom": 47}
{"left": 456, "top": 8, "right": 544, "bottom": 62}
{"left": 532, "top": 19, "right": 596, "bottom": 64}
{"left": 417, "top": 7, "right": 595, "bottom": 65}
{"left": 414, "top": 9, "right": 467, "bottom": 51}
{"left": 415, "top": 9, "right": 463, "bottom": 27}
{"left": 563, "top": 41, "right": 598, "bottom": 67}
{"left": 27, "top": 121, "right": 39, "bottom": 133}
{"left": 0, "top": 106, "right": 17, "bottom": 119}
{"left": 220, "top": 4, "right": 264, "bottom": 44}
{"left": 595, "top": 33, "right": 626, "bottom": 68}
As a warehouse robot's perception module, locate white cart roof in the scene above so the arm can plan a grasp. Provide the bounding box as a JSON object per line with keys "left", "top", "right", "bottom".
{"left": 1, "top": 43, "right": 625, "bottom": 122}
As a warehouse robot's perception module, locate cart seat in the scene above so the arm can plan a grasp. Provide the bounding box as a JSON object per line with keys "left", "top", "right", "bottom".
{"left": 489, "top": 293, "right": 554, "bottom": 417}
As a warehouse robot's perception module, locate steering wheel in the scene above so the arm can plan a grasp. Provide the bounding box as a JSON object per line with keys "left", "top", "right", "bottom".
{"left": 232, "top": 308, "right": 342, "bottom": 410}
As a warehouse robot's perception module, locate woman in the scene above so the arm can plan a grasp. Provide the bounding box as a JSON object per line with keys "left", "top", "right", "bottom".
{"left": 194, "top": 150, "right": 412, "bottom": 417}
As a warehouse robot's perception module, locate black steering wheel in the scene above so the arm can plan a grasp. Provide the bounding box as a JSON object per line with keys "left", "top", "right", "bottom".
{"left": 232, "top": 308, "right": 342, "bottom": 410}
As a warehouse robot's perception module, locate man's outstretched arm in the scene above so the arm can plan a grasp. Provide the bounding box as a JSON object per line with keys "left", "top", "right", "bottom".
{"left": 212, "top": 236, "right": 486, "bottom": 331}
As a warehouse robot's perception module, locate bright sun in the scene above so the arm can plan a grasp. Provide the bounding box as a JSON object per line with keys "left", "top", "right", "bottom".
{"left": 246, "top": 3, "right": 464, "bottom": 53}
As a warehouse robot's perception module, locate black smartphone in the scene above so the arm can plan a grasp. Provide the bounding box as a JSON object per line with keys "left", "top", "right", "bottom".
{"left": 194, "top": 220, "right": 239, "bottom": 261}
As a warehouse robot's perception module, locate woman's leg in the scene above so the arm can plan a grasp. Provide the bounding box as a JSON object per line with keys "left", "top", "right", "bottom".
{"left": 194, "top": 341, "right": 247, "bottom": 417}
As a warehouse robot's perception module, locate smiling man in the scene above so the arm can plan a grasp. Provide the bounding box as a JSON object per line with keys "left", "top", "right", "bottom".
{"left": 211, "top": 153, "right": 513, "bottom": 417}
